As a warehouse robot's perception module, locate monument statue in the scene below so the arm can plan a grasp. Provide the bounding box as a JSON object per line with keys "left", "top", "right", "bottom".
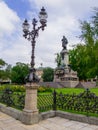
{"left": 62, "top": 36, "right": 68, "bottom": 50}
{"left": 54, "top": 36, "right": 79, "bottom": 88}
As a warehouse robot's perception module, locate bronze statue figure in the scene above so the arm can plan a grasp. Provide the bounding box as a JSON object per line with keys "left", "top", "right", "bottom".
{"left": 62, "top": 36, "right": 68, "bottom": 50}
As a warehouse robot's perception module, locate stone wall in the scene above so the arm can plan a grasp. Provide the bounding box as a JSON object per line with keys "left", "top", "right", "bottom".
{"left": 1, "top": 104, "right": 98, "bottom": 126}
{"left": 39, "top": 81, "right": 79, "bottom": 88}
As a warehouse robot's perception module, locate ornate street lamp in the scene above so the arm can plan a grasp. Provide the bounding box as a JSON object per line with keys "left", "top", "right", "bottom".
{"left": 22, "top": 7, "right": 48, "bottom": 83}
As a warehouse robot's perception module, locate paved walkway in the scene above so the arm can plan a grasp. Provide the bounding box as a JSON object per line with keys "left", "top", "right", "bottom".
{"left": 0, "top": 112, "right": 98, "bottom": 130}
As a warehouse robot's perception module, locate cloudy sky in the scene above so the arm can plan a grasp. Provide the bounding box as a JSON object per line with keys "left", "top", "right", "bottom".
{"left": 0, "top": 0, "right": 98, "bottom": 68}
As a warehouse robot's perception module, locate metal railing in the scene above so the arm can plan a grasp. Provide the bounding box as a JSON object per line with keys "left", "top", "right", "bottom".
{"left": 38, "top": 89, "right": 98, "bottom": 116}
{"left": 0, "top": 88, "right": 98, "bottom": 116}
{"left": 0, "top": 88, "right": 25, "bottom": 110}
{"left": 38, "top": 94, "right": 53, "bottom": 112}
{"left": 56, "top": 89, "right": 98, "bottom": 116}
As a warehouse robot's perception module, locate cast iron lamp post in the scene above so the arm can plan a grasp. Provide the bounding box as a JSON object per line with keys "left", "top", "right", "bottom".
{"left": 22, "top": 7, "right": 48, "bottom": 83}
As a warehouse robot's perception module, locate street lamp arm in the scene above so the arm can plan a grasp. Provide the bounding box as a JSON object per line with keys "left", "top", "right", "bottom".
{"left": 22, "top": 7, "right": 48, "bottom": 83}
{"left": 27, "top": 24, "right": 46, "bottom": 41}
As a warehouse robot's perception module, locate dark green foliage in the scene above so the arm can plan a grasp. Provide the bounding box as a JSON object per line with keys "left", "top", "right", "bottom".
{"left": 0, "top": 85, "right": 25, "bottom": 92}
{"left": 55, "top": 53, "right": 62, "bottom": 67}
{"left": 0, "top": 88, "right": 13, "bottom": 106}
{"left": 0, "top": 85, "right": 25, "bottom": 109}
{"left": 69, "top": 45, "right": 87, "bottom": 80}
{"left": 0, "top": 88, "right": 25, "bottom": 109}
{"left": 11, "top": 62, "right": 29, "bottom": 84}
{"left": 0, "top": 59, "right": 11, "bottom": 80}
{"left": 42, "top": 67, "right": 54, "bottom": 82}
{"left": 69, "top": 8, "right": 98, "bottom": 80}
{"left": 0, "top": 59, "right": 7, "bottom": 68}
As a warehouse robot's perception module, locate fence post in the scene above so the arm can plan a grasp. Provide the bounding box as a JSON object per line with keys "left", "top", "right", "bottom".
{"left": 86, "top": 88, "right": 90, "bottom": 117}
{"left": 21, "top": 83, "right": 39, "bottom": 125}
{"left": 53, "top": 90, "right": 57, "bottom": 111}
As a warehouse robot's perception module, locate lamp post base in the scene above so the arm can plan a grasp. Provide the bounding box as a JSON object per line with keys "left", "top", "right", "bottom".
{"left": 25, "top": 68, "right": 40, "bottom": 83}
{"left": 22, "top": 83, "right": 39, "bottom": 125}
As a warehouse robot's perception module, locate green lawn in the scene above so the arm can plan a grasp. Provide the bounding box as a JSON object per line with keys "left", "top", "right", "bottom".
{"left": 52, "top": 87, "right": 98, "bottom": 96}
{"left": 90, "top": 88, "right": 98, "bottom": 96}
{"left": 53, "top": 88, "right": 84, "bottom": 94}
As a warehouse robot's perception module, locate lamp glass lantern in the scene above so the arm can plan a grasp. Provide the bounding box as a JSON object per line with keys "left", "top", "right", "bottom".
{"left": 22, "top": 19, "right": 30, "bottom": 33}
{"left": 39, "top": 7, "right": 48, "bottom": 25}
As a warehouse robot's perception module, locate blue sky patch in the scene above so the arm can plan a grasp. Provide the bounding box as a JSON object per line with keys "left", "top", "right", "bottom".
{"left": 5, "top": 0, "right": 30, "bottom": 18}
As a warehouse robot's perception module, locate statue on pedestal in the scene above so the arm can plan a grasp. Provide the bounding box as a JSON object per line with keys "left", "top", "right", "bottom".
{"left": 62, "top": 36, "right": 68, "bottom": 50}
{"left": 54, "top": 36, "right": 79, "bottom": 87}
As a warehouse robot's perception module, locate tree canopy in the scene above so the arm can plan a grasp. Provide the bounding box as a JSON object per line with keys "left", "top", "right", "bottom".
{"left": 42, "top": 67, "right": 54, "bottom": 82}
{"left": 11, "top": 62, "right": 29, "bottom": 84}
{"left": 69, "top": 8, "right": 98, "bottom": 80}
{"left": 55, "top": 53, "right": 62, "bottom": 67}
{"left": 0, "top": 59, "right": 11, "bottom": 80}
{"left": 0, "top": 59, "right": 7, "bottom": 68}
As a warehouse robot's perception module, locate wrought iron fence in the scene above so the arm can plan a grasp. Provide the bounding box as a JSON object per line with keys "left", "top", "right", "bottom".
{"left": 38, "top": 89, "right": 98, "bottom": 116}
{"left": 0, "top": 87, "right": 98, "bottom": 117}
{"left": 0, "top": 88, "right": 53, "bottom": 112}
{"left": 0, "top": 88, "right": 25, "bottom": 110}
{"left": 54, "top": 89, "right": 98, "bottom": 116}
{"left": 38, "top": 94, "right": 53, "bottom": 112}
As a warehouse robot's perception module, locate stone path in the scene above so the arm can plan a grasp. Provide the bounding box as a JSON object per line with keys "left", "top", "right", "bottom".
{"left": 0, "top": 112, "right": 98, "bottom": 130}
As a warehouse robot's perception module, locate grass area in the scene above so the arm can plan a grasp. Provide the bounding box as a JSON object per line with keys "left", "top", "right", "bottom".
{"left": 90, "top": 88, "right": 98, "bottom": 96}
{"left": 52, "top": 87, "right": 98, "bottom": 96}
{"left": 0, "top": 84, "right": 98, "bottom": 95}
{"left": 52, "top": 88, "right": 84, "bottom": 94}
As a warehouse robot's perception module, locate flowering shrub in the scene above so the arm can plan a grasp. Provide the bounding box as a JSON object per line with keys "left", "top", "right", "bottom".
{"left": 0, "top": 85, "right": 25, "bottom": 92}
{"left": 38, "top": 86, "right": 52, "bottom": 93}
{"left": 0, "top": 85, "right": 52, "bottom": 93}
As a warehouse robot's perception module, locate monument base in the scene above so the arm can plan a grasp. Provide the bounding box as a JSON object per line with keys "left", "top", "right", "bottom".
{"left": 54, "top": 68, "right": 79, "bottom": 88}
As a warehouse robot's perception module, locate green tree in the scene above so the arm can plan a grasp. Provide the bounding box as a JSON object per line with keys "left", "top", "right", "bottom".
{"left": 42, "top": 67, "right": 54, "bottom": 82}
{"left": 0, "top": 58, "right": 7, "bottom": 68}
{"left": 79, "top": 9, "right": 98, "bottom": 79}
{"left": 11, "top": 62, "right": 29, "bottom": 84}
{"left": 92, "top": 7, "right": 98, "bottom": 38}
{"left": 69, "top": 8, "right": 98, "bottom": 80}
{"left": 69, "top": 44, "right": 88, "bottom": 80}
{"left": 0, "top": 59, "right": 10, "bottom": 80}
{"left": 55, "top": 53, "right": 61, "bottom": 67}
{"left": 5, "top": 64, "right": 12, "bottom": 79}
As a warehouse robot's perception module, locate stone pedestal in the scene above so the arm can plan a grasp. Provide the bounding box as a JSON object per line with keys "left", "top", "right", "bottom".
{"left": 60, "top": 49, "right": 69, "bottom": 67}
{"left": 21, "top": 83, "right": 39, "bottom": 125}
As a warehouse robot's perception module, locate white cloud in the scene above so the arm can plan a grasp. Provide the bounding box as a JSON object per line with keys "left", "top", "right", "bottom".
{"left": 1, "top": 0, "right": 98, "bottom": 68}
{"left": 26, "top": 0, "right": 98, "bottom": 68}
{"left": 30, "top": 0, "right": 65, "bottom": 8}
{"left": 0, "top": 37, "right": 31, "bottom": 65}
{"left": 0, "top": 1, "right": 20, "bottom": 37}
{"left": 26, "top": 0, "right": 82, "bottom": 67}
{"left": 0, "top": 1, "right": 28, "bottom": 65}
